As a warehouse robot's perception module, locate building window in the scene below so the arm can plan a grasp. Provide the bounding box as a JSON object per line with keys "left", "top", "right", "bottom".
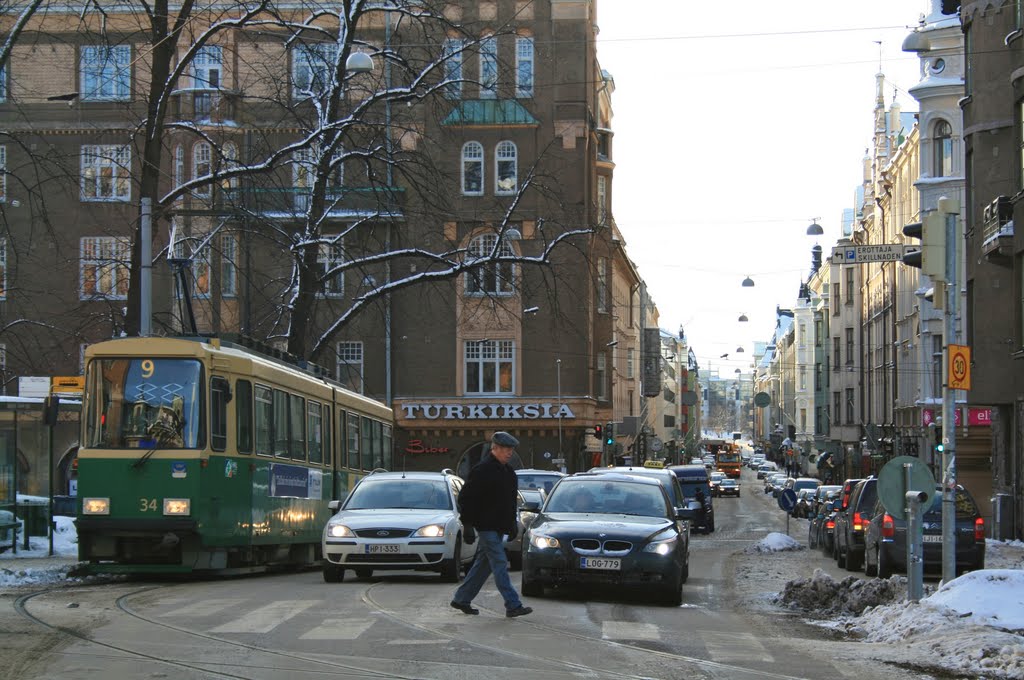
{"left": 479, "top": 35, "right": 498, "bottom": 98}
{"left": 221, "top": 233, "right": 237, "bottom": 297}
{"left": 845, "top": 328, "right": 854, "bottom": 365}
{"left": 845, "top": 268, "right": 854, "bottom": 304}
{"left": 799, "top": 366, "right": 806, "bottom": 390}
{"left": 192, "top": 142, "right": 211, "bottom": 196}
{"left": 318, "top": 241, "right": 344, "bottom": 297}
{"left": 293, "top": 42, "right": 338, "bottom": 98}
{"left": 597, "top": 352, "right": 607, "bottom": 400}
{"left": 173, "top": 145, "right": 184, "bottom": 190}
{"left": 934, "top": 119, "right": 953, "bottom": 178}
{"left": 293, "top": 147, "right": 314, "bottom": 210}
{"left": 221, "top": 142, "right": 240, "bottom": 190}
{"left": 932, "top": 334, "right": 943, "bottom": 398}
{"left": 466, "top": 233, "right": 514, "bottom": 295}
{"left": 515, "top": 36, "right": 534, "bottom": 97}
{"left": 0, "top": 238, "right": 5, "bottom": 299}
{"left": 462, "top": 141, "right": 483, "bottom": 195}
{"left": 627, "top": 348, "right": 635, "bottom": 379}
{"left": 0, "top": 145, "right": 5, "bottom": 203}
{"left": 597, "top": 175, "right": 608, "bottom": 225}
{"left": 800, "top": 408, "right": 807, "bottom": 433}
{"left": 833, "top": 391, "right": 841, "bottom": 426}
{"left": 80, "top": 236, "right": 129, "bottom": 299}
{"left": 191, "top": 238, "right": 211, "bottom": 298}
{"left": 193, "top": 45, "right": 222, "bottom": 88}
{"left": 845, "top": 388, "right": 854, "bottom": 424}
{"left": 464, "top": 339, "right": 514, "bottom": 395}
{"left": 337, "top": 341, "right": 364, "bottom": 394}
{"left": 81, "top": 145, "right": 131, "bottom": 201}
{"left": 815, "top": 363, "right": 822, "bottom": 391}
{"left": 815, "top": 319, "right": 822, "bottom": 346}
{"left": 442, "top": 38, "right": 463, "bottom": 99}
{"left": 597, "top": 257, "right": 608, "bottom": 313}
{"left": 832, "top": 283, "right": 840, "bottom": 315}
{"left": 495, "top": 141, "right": 517, "bottom": 194}
{"left": 81, "top": 45, "right": 131, "bottom": 101}
{"left": 833, "top": 337, "right": 840, "bottom": 369}
{"left": 0, "top": 63, "right": 6, "bottom": 102}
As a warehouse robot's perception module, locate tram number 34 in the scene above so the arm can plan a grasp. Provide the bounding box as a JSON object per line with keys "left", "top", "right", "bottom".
{"left": 139, "top": 498, "right": 158, "bottom": 512}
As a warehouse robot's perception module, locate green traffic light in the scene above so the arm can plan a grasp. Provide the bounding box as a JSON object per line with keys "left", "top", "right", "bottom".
{"left": 936, "top": 443, "right": 945, "bottom": 453}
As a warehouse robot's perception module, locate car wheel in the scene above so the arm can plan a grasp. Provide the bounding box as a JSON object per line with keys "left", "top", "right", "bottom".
{"left": 808, "top": 525, "right": 816, "bottom": 549}
{"left": 355, "top": 567, "right": 373, "bottom": 579}
{"left": 877, "top": 544, "right": 893, "bottom": 579}
{"left": 864, "top": 544, "right": 878, "bottom": 577}
{"left": 323, "top": 563, "right": 345, "bottom": 583}
{"left": 680, "top": 556, "right": 689, "bottom": 584}
{"left": 508, "top": 548, "right": 522, "bottom": 571}
{"left": 521, "top": 571, "right": 543, "bottom": 598}
{"left": 707, "top": 518, "right": 715, "bottom": 533}
{"left": 661, "top": 570, "right": 683, "bottom": 607}
{"left": 846, "top": 548, "right": 862, "bottom": 572}
{"left": 440, "top": 538, "right": 463, "bottom": 583}
{"left": 836, "top": 542, "right": 847, "bottom": 568}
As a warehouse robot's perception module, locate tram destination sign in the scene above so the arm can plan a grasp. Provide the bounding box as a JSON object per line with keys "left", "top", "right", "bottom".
{"left": 831, "top": 244, "right": 911, "bottom": 264}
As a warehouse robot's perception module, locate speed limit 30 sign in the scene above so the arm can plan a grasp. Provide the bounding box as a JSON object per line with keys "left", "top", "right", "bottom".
{"left": 948, "top": 344, "right": 971, "bottom": 390}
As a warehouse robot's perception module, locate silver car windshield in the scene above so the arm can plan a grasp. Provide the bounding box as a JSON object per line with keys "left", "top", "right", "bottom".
{"left": 346, "top": 480, "right": 451, "bottom": 510}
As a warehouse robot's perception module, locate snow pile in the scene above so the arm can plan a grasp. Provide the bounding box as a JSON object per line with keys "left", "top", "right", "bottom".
{"left": 0, "top": 562, "right": 82, "bottom": 588}
{"left": 986, "top": 539, "right": 1024, "bottom": 570}
{"left": 774, "top": 568, "right": 907, "bottom": 615}
{"left": 744, "top": 531, "right": 803, "bottom": 554}
{"left": 0, "top": 515, "right": 78, "bottom": 559}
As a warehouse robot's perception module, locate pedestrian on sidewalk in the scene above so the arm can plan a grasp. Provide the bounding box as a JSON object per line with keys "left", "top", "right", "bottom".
{"left": 450, "top": 431, "right": 532, "bottom": 618}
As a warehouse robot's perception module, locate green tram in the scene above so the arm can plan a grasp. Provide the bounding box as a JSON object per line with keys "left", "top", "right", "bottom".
{"left": 76, "top": 336, "right": 394, "bottom": 574}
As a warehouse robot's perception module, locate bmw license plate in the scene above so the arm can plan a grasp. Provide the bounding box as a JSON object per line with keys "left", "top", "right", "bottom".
{"left": 579, "top": 557, "right": 621, "bottom": 570}
{"left": 922, "top": 534, "right": 943, "bottom": 543}
{"left": 366, "top": 544, "right": 401, "bottom": 554}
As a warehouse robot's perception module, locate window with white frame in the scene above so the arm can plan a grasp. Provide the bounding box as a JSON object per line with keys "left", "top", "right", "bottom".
{"left": 516, "top": 36, "right": 534, "bottom": 98}
{"left": 934, "top": 119, "right": 953, "bottom": 178}
{"left": 597, "top": 175, "right": 607, "bottom": 225}
{"left": 336, "top": 341, "right": 364, "bottom": 393}
{"left": 327, "top": 147, "right": 344, "bottom": 199}
{"left": 81, "top": 45, "right": 131, "bottom": 101}
{"left": 479, "top": 36, "right": 498, "bottom": 98}
{"left": 220, "top": 142, "right": 239, "bottom": 190}
{"left": 597, "top": 257, "right": 608, "bottom": 313}
{"left": 597, "top": 352, "right": 607, "bottom": 400}
{"left": 466, "top": 233, "right": 514, "bottom": 295}
{"left": 221, "top": 233, "right": 237, "bottom": 297}
{"left": 0, "top": 238, "right": 6, "bottom": 299}
{"left": 462, "top": 142, "right": 483, "bottom": 195}
{"left": 81, "top": 145, "right": 131, "bottom": 201}
{"left": 293, "top": 147, "right": 314, "bottom": 210}
{"left": 442, "top": 38, "right": 463, "bottom": 99}
{"left": 495, "top": 141, "right": 517, "bottom": 194}
{"left": 173, "top": 145, "right": 184, "bottom": 190}
{"left": 464, "top": 339, "right": 514, "bottom": 394}
{"left": 80, "top": 236, "right": 129, "bottom": 299}
{"left": 192, "top": 240, "right": 211, "bottom": 297}
{"left": 193, "top": 46, "right": 222, "bottom": 88}
{"left": 317, "top": 241, "right": 344, "bottom": 297}
{"left": 627, "top": 347, "right": 634, "bottom": 379}
{"left": 192, "top": 142, "right": 211, "bottom": 196}
{"left": 293, "top": 43, "right": 339, "bottom": 98}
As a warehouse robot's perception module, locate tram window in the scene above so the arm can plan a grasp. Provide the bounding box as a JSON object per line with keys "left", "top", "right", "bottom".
{"left": 308, "top": 400, "right": 323, "bottom": 465}
{"left": 254, "top": 385, "right": 273, "bottom": 456}
{"left": 338, "top": 409, "right": 347, "bottom": 468}
{"left": 211, "top": 376, "right": 229, "bottom": 451}
{"left": 383, "top": 424, "right": 393, "bottom": 470}
{"left": 372, "top": 420, "right": 384, "bottom": 469}
{"left": 290, "top": 394, "right": 306, "bottom": 460}
{"left": 236, "top": 380, "right": 253, "bottom": 454}
{"left": 361, "top": 416, "right": 373, "bottom": 470}
{"left": 322, "top": 404, "right": 332, "bottom": 467}
{"left": 273, "top": 389, "right": 289, "bottom": 457}
{"left": 347, "top": 413, "right": 360, "bottom": 470}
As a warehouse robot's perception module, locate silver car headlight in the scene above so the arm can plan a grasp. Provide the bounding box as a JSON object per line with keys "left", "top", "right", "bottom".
{"left": 413, "top": 524, "right": 445, "bottom": 538}
{"left": 327, "top": 523, "right": 355, "bottom": 538}
{"left": 643, "top": 538, "right": 677, "bottom": 556}
{"left": 531, "top": 534, "right": 560, "bottom": 549}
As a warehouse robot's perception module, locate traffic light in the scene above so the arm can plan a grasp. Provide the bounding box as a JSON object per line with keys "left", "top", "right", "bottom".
{"left": 593, "top": 423, "right": 603, "bottom": 440}
{"left": 902, "top": 210, "right": 946, "bottom": 281}
{"left": 605, "top": 422, "right": 614, "bottom": 447}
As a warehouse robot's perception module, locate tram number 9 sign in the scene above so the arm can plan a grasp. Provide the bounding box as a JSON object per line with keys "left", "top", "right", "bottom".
{"left": 948, "top": 344, "right": 971, "bottom": 391}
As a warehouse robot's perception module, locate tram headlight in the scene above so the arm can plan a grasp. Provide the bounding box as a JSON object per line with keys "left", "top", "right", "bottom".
{"left": 82, "top": 498, "right": 110, "bottom": 515}
{"left": 163, "top": 498, "right": 191, "bottom": 516}
{"left": 413, "top": 524, "right": 445, "bottom": 538}
{"left": 327, "top": 523, "right": 354, "bottom": 538}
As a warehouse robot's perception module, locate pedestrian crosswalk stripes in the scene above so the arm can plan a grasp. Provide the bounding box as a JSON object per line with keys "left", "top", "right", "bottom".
{"left": 163, "top": 598, "right": 246, "bottom": 618}
{"left": 700, "top": 631, "right": 774, "bottom": 663}
{"left": 299, "top": 618, "right": 375, "bottom": 640}
{"left": 208, "top": 600, "right": 319, "bottom": 634}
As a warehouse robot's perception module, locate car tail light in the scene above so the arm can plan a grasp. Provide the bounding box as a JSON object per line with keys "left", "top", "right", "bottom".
{"left": 881, "top": 513, "right": 894, "bottom": 539}
{"left": 826, "top": 519, "right": 835, "bottom": 530}
{"left": 975, "top": 517, "right": 985, "bottom": 541}
{"left": 853, "top": 512, "right": 864, "bottom": 532}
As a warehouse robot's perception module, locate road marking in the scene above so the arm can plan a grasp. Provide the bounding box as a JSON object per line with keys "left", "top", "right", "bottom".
{"left": 387, "top": 639, "right": 451, "bottom": 645}
{"left": 701, "top": 631, "right": 774, "bottom": 663}
{"left": 299, "top": 617, "right": 374, "bottom": 640}
{"left": 601, "top": 621, "right": 660, "bottom": 641}
{"left": 163, "top": 599, "right": 246, "bottom": 617}
{"left": 209, "top": 600, "right": 318, "bottom": 634}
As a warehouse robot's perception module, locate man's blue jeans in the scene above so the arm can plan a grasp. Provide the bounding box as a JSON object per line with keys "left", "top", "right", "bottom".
{"left": 452, "top": 530, "right": 522, "bottom": 611}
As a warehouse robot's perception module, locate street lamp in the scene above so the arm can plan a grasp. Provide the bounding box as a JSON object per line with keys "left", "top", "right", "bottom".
{"left": 737, "top": 313, "right": 748, "bottom": 322}
{"left": 741, "top": 276, "right": 754, "bottom": 287}
{"left": 806, "top": 218, "right": 824, "bottom": 236}
{"left": 345, "top": 52, "right": 375, "bottom": 74}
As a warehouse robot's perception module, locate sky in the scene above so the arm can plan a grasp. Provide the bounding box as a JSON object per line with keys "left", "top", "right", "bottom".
{"left": 596, "top": 0, "right": 928, "bottom": 378}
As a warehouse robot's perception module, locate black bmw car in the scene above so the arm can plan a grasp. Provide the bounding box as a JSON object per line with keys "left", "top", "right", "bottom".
{"left": 520, "top": 473, "right": 690, "bottom": 606}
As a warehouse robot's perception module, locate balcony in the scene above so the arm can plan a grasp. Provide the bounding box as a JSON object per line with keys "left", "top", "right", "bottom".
{"left": 219, "top": 185, "right": 405, "bottom": 219}
{"left": 981, "top": 195, "right": 1014, "bottom": 263}
{"left": 170, "top": 88, "right": 239, "bottom": 124}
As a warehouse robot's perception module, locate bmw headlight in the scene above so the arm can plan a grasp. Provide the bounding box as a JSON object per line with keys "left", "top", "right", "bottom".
{"left": 531, "top": 534, "right": 560, "bottom": 549}
{"left": 327, "top": 523, "right": 355, "bottom": 538}
{"left": 413, "top": 524, "right": 445, "bottom": 538}
{"left": 643, "top": 538, "right": 677, "bottom": 556}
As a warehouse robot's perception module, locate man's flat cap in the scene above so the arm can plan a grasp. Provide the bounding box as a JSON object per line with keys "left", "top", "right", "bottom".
{"left": 491, "top": 431, "right": 519, "bottom": 447}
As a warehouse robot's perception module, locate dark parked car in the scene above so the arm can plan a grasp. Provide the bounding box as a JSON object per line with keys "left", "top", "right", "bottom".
{"left": 520, "top": 473, "right": 690, "bottom": 606}
{"left": 588, "top": 467, "right": 690, "bottom": 519}
{"left": 833, "top": 478, "right": 877, "bottom": 571}
{"left": 863, "top": 485, "right": 986, "bottom": 578}
{"left": 810, "top": 498, "right": 842, "bottom": 553}
{"left": 516, "top": 469, "right": 566, "bottom": 495}
{"left": 717, "top": 478, "right": 740, "bottom": 497}
{"left": 666, "top": 465, "right": 715, "bottom": 533}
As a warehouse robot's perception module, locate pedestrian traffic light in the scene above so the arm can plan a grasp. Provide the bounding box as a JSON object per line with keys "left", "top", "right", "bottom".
{"left": 605, "top": 423, "right": 614, "bottom": 446}
{"left": 902, "top": 210, "right": 947, "bottom": 281}
{"left": 593, "top": 423, "right": 603, "bottom": 440}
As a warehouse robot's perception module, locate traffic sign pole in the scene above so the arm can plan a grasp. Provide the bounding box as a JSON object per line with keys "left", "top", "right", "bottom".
{"left": 940, "top": 197, "right": 960, "bottom": 585}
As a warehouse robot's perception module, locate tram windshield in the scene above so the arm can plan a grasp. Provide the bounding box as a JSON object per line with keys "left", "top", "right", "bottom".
{"left": 85, "top": 358, "right": 204, "bottom": 449}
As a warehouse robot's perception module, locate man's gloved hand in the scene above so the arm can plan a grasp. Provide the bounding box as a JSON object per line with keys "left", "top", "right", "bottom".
{"left": 464, "top": 526, "right": 476, "bottom": 544}
{"left": 504, "top": 525, "right": 518, "bottom": 541}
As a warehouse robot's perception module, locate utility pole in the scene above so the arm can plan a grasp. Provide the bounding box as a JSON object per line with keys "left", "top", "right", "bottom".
{"left": 939, "top": 196, "right": 959, "bottom": 584}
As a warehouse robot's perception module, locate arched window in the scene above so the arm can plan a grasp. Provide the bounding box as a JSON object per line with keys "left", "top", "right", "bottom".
{"left": 193, "top": 142, "right": 211, "bottom": 196}
{"left": 495, "top": 141, "right": 517, "bottom": 194}
{"left": 221, "top": 142, "right": 239, "bottom": 190}
{"left": 462, "top": 142, "right": 483, "bottom": 195}
{"left": 933, "top": 120, "right": 953, "bottom": 178}
{"left": 466, "top": 233, "right": 514, "bottom": 295}
{"left": 173, "top": 145, "right": 184, "bottom": 188}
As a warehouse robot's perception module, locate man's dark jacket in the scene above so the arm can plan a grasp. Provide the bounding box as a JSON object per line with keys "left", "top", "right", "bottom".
{"left": 458, "top": 455, "right": 517, "bottom": 534}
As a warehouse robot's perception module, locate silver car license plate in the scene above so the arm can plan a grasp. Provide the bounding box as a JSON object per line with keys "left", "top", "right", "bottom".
{"left": 922, "top": 534, "right": 943, "bottom": 543}
{"left": 366, "top": 544, "right": 401, "bottom": 554}
{"left": 579, "top": 557, "right": 621, "bottom": 570}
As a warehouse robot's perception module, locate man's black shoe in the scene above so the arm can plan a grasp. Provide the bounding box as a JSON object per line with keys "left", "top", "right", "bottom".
{"left": 450, "top": 600, "right": 479, "bottom": 615}
{"left": 505, "top": 605, "right": 533, "bottom": 618}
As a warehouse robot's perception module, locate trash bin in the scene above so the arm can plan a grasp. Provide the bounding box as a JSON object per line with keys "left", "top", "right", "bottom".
{"left": 17, "top": 501, "right": 50, "bottom": 537}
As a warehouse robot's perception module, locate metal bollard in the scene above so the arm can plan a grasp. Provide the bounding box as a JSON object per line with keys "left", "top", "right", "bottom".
{"left": 905, "top": 489, "right": 928, "bottom": 602}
